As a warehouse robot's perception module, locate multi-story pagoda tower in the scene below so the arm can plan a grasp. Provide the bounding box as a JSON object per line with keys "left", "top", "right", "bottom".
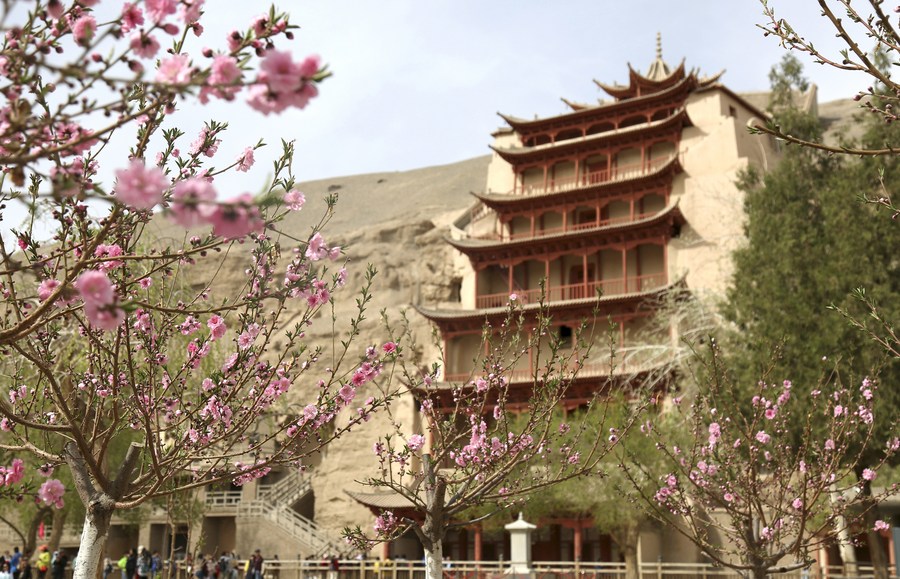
{"left": 418, "top": 40, "right": 779, "bottom": 417}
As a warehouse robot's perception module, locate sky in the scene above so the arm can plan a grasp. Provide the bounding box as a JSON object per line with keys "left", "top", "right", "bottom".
{"left": 2, "top": 0, "right": 874, "bottom": 241}
{"left": 173, "top": 0, "right": 869, "bottom": 186}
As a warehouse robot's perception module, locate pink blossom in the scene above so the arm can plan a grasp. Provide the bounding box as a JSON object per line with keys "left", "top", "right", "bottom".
{"left": 179, "top": 0, "right": 204, "bottom": 23}
{"left": 72, "top": 15, "right": 97, "bottom": 46}
{"left": 509, "top": 293, "right": 518, "bottom": 301}
{"left": 209, "top": 194, "right": 264, "bottom": 240}
{"left": 76, "top": 270, "right": 115, "bottom": 306}
{"left": 38, "top": 479, "right": 65, "bottom": 508}
{"left": 382, "top": 342, "right": 397, "bottom": 354}
{"left": 145, "top": 0, "right": 177, "bottom": 23}
{"left": 792, "top": 498, "right": 803, "bottom": 510}
{"left": 373, "top": 511, "right": 398, "bottom": 536}
{"left": 283, "top": 190, "right": 305, "bottom": 211}
{"left": 129, "top": 31, "right": 160, "bottom": 59}
{"left": 708, "top": 422, "right": 721, "bottom": 447}
{"left": 824, "top": 439, "right": 835, "bottom": 451}
{"left": 338, "top": 384, "right": 355, "bottom": 404}
{"left": 874, "top": 520, "right": 890, "bottom": 532}
{"left": 755, "top": 431, "right": 770, "bottom": 444}
{"left": 1, "top": 458, "right": 24, "bottom": 486}
{"left": 723, "top": 492, "right": 734, "bottom": 502}
{"left": 114, "top": 159, "right": 168, "bottom": 210}
{"left": 156, "top": 54, "right": 193, "bottom": 85}
{"left": 407, "top": 434, "right": 425, "bottom": 451}
{"left": 169, "top": 177, "right": 217, "bottom": 228}
{"left": 38, "top": 279, "right": 62, "bottom": 302}
{"left": 834, "top": 405, "right": 844, "bottom": 417}
{"left": 764, "top": 407, "right": 777, "bottom": 420}
{"left": 862, "top": 468, "right": 877, "bottom": 481}
{"left": 235, "top": 148, "right": 255, "bottom": 172}
{"left": 259, "top": 50, "right": 302, "bottom": 93}
{"left": 37, "top": 463, "right": 54, "bottom": 477}
{"left": 305, "top": 232, "right": 329, "bottom": 261}
{"left": 84, "top": 302, "right": 125, "bottom": 331}
{"left": 120, "top": 3, "right": 144, "bottom": 32}
{"left": 209, "top": 54, "right": 240, "bottom": 85}
{"left": 207, "top": 315, "right": 227, "bottom": 340}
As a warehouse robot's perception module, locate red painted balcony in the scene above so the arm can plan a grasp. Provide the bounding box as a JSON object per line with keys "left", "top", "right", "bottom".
{"left": 509, "top": 155, "right": 674, "bottom": 197}
{"left": 474, "top": 211, "right": 658, "bottom": 242}
{"left": 474, "top": 272, "right": 666, "bottom": 309}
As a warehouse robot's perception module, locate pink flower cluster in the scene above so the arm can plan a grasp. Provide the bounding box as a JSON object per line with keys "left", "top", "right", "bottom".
{"left": 166, "top": 177, "right": 265, "bottom": 240}
{"left": 0, "top": 458, "right": 24, "bottom": 487}
{"left": 247, "top": 50, "right": 321, "bottom": 115}
{"left": 38, "top": 479, "right": 65, "bottom": 508}
{"left": 373, "top": 510, "right": 398, "bottom": 536}
{"left": 76, "top": 270, "right": 125, "bottom": 331}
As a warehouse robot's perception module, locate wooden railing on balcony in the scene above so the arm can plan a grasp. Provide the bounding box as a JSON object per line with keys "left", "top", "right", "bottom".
{"left": 443, "top": 345, "right": 673, "bottom": 383}
{"left": 510, "top": 155, "right": 675, "bottom": 197}
{"left": 474, "top": 211, "right": 657, "bottom": 242}
{"left": 475, "top": 272, "right": 666, "bottom": 309}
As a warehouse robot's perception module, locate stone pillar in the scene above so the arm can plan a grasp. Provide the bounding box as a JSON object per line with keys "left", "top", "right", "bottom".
{"left": 504, "top": 513, "right": 536, "bottom": 579}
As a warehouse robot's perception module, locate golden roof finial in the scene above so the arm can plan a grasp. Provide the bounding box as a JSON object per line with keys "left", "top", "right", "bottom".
{"left": 656, "top": 32, "right": 663, "bottom": 60}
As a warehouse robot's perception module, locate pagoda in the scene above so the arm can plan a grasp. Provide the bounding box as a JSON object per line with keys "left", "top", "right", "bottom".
{"left": 417, "top": 37, "right": 777, "bottom": 417}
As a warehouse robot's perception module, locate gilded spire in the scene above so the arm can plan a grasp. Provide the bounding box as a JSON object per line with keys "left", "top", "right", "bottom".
{"left": 646, "top": 32, "right": 671, "bottom": 81}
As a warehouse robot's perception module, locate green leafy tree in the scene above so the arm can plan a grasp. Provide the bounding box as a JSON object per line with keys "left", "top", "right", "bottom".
{"left": 725, "top": 55, "right": 900, "bottom": 577}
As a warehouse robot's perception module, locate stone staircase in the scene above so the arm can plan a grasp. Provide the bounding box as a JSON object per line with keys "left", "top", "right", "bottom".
{"left": 258, "top": 469, "right": 312, "bottom": 507}
{"left": 237, "top": 501, "right": 338, "bottom": 556}
{"left": 247, "top": 470, "right": 339, "bottom": 556}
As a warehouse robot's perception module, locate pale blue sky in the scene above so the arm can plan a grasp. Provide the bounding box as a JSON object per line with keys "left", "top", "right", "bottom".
{"left": 180, "top": 0, "right": 864, "bottom": 185}
{"left": 4, "top": 1, "right": 870, "bottom": 240}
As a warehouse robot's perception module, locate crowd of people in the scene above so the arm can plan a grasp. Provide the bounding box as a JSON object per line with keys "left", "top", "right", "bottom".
{"left": 0, "top": 546, "right": 360, "bottom": 579}
{"left": 0, "top": 546, "right": 70, "bottom": 579}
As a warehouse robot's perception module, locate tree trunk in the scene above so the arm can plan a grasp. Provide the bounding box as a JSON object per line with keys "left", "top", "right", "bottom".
{"left": 416, "top": 455, "right": 447, "bottom": 579}
{"left": 73, "top": 505, "right": 114, "bottom": 579}
{"left": 423, "top": 542, "right": 444, "bottom": 579}
{"left": 616, "top": 523, "right": 641, "bottom": 579}
{"left": 26, "top": 507, "right": 52, "bottom": 555}
{"left": 48, "top": 509, "right": 67, "bottom": 553}
{"left": 830, "top": 484, "right": 857, "bottom": 577}
{"left": 860, "top": 481, "right": 889, "bottom": 579}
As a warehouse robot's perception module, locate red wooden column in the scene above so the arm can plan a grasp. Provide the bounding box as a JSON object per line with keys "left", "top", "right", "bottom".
{"left": 640, "top": 145, "right": 646, "bottom": 172}
{"left": 474, "top": 267, "right": 480, "bottom": 306}
{"left": 474, "top": 527, "right": 483, "bottom": 562}
{"left": 582, "top": 254, "right": 589, "bottom": 297}
{"left": 542, "top": 165, "right": 548, "bottom": 192}
{"left": 620, "top": 247, "right": 628, "bottom": 294}
{"left": 573, "top": 157, "right": 581, "bottom": 186}
{"left": 574, "top": 525, "right": 583, "bottom": 562}
{"left": 562, "top": 203, "right": 568, "bottom": 232}
{"left": 508, "top": 263, "right": 514, "bottom": 294}
{"left": 382, "top": 541, "right": 390, "bottom": 560}
{"left": 661, "top": 235, "right": 668, "bottom": 284}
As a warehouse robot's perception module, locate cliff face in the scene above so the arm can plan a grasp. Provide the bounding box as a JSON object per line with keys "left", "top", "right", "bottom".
{"left": 283, "top": 156, "right": 490, "bottom": 537}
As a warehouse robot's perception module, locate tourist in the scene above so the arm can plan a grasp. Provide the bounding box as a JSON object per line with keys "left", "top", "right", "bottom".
{"left": 125, "top": 549, "right": 137, "bottom": 579}
{"left": 137, "top": 549, "right": 152, "bottom": 579}
{"left": 35, "top": 547, "right": 50, "bottom": 579}
{"left": 10, "top": 548, "right": 21, "bottom": 579}
{"left": 1, "top": 562, "right": 13, "bottom": 579}
{"left": 50, "top": 549, "right": 67, "bottom": 579}
{"left": 151, "top": 552, "right": 161, "bottom": 579}
{"left": 17, "top": 555, "right": 31, "bottom": 579}
{"left": 244, "top": 551, "right": 263, "bottom": 579}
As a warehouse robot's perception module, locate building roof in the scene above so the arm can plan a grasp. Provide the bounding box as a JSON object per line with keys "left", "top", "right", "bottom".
{"left": 447, "top": 203, "right": 686, "bottom": 268}
{"left": 471, "top": 155, "right": 682, "bottom": 210}
{"left": 491, "top": 108, "right": 691, "bottom": 166}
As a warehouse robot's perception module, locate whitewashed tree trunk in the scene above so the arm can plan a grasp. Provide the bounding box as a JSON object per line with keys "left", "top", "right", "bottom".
{"left": 830, "top": 485, "right": 857, "bottom": 576}
{"left": 423, "top": 542, "right": 443, "bottom": 579}
{"left": 73, "top": 507, "right": 112, "bottom": 579}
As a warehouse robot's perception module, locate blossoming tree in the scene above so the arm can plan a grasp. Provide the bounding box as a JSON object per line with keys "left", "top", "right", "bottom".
{"left": 343, "top": 305, "right": 640, "bottom": 579}
{"left": 622, "top": 343, "right": 898, "bottom": 579}
{"left": 0, "top": 2, "right": 396, "bottom": 579}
